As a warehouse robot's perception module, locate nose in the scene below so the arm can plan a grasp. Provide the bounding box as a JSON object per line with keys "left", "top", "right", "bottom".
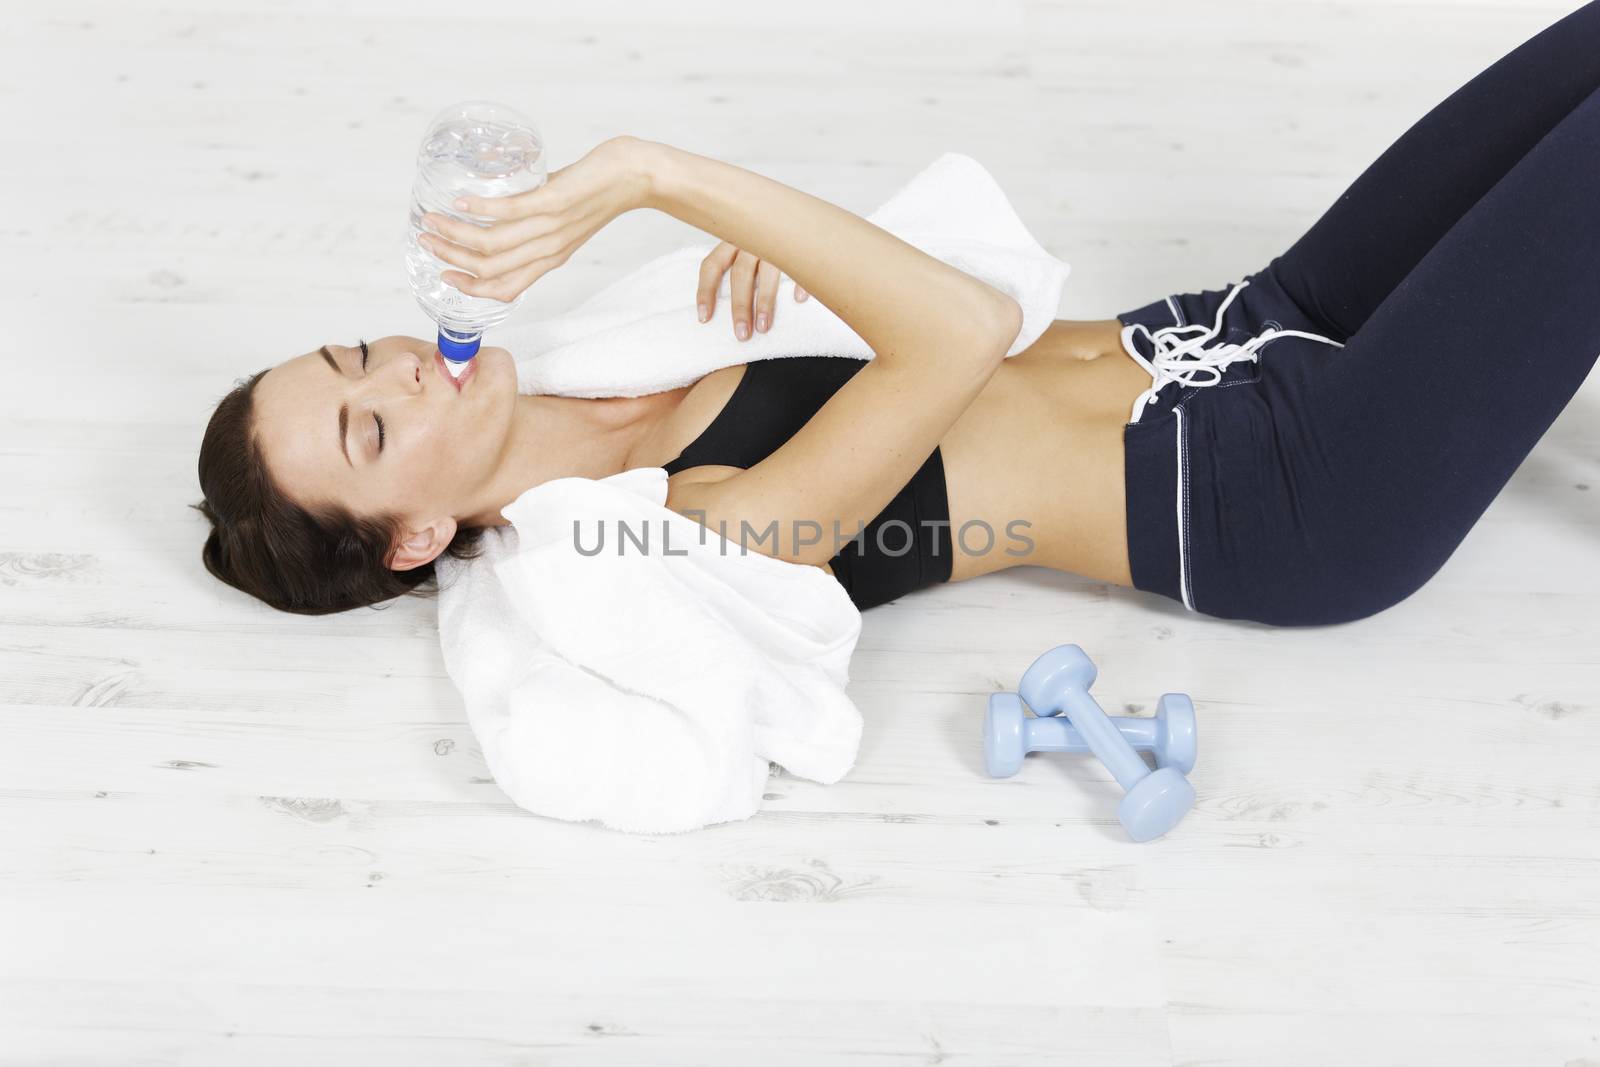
{"left": 375, "top": 350, "right": 426, "bottom": 393}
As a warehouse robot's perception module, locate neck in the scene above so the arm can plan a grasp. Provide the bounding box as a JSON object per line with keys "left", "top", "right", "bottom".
{"left": 460, "top": 387, "right": 688, "bottom": 528}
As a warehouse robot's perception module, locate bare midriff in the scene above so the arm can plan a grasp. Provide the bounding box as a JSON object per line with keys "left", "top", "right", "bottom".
{"left": 935, "top": 318, "right": 1151, "bottom": 588}
{"left": 636, "top": 318, "right": 1153, "bottom": 591}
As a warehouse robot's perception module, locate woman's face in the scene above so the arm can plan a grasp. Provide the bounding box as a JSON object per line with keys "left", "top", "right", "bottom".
{"left": 253, "top": 335, "right": 517, "bottom": 540}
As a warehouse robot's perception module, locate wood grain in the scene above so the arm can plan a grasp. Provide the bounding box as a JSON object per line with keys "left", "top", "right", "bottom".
{"left": 2, "top": 0, "right": 1595, "bottom": 1063}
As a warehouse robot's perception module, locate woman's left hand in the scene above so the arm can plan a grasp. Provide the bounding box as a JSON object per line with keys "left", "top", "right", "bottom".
{"left": 696, "top": 240, "right": 809, "bottom": 341}
{"left": 418, "top": 135, "right": 654, "bottom": 305}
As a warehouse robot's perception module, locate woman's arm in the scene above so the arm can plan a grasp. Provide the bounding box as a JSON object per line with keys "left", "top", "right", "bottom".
{"left": 635, "top": 138, "right": 1018, "bottom": 367}
{"left": 631, "top": 138, "right": 1024, "bottom": 566}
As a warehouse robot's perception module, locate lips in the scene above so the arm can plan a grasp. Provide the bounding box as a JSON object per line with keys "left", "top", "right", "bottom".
{"left": 433, "top": 349, "right": 478, "bottom": 392}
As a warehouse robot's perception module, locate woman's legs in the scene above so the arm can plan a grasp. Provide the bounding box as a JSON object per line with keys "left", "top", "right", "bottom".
{"left": 1268, "top": 0, "right": 1600, "bottom": 342}
{"left": 1260, "top": 79, "right": 1600, "bottom": 624}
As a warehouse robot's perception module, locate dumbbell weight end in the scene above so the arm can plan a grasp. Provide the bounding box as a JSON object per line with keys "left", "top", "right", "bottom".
{"left": 1119, "top": 766, "right": 1195, "bottom": 843}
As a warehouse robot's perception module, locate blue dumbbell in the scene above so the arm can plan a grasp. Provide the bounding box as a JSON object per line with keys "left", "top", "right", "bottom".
{"left": 985, "top": 691, "right": 1197, "bottom": 777}
{"left": 1014, "top": 644, "right": 1196, "bottom": 842}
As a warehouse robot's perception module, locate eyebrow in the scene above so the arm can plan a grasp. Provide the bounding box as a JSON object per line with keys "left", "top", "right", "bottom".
{"left": 320, "top": 345, "right": 353, "bottom": 467}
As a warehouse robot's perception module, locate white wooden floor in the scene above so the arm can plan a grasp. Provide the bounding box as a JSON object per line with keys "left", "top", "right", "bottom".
{"left": 4, "top": 1, "right": 1597, "bottom": 1063}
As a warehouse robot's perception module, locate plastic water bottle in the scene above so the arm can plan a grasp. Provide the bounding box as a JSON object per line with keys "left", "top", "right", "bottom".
{"left": 404, "top": 100, "right": 547, "bottom": 376}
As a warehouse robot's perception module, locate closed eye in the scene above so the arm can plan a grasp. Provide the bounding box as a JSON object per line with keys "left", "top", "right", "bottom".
{"left": 357, "top": 339, "right": 385, "bottom": 453}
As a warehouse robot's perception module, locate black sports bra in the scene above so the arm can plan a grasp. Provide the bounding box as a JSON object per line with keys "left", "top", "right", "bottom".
{"left": 661, "top": 355, "right": 953, "bottom": 610}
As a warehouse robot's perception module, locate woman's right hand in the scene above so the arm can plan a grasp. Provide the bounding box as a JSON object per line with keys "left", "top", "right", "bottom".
{"left": 419, "top": 135, "right": 653, "bottom": 306}
{"left": 696, "top": 241, "right": 810, "bottom": 341}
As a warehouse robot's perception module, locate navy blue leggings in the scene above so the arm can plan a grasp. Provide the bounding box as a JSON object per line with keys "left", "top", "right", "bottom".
{"left": 1119, "top": 1, "right": 1600, "bottom": 626}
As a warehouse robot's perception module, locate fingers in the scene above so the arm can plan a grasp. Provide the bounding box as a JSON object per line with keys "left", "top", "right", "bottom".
{"left": 420, "top": 224, "right": 564, "bottom": 296}
{"left": 753, "top": 259, "right": 779, "bottom": 334}
{"left": 728, "top": 250, "right": 757, "bottom": 341}
{"left": 425, "top": 222, "right": 569, "bottom": 302}
{"left": 693, "top": 242, "right": 807, "bottom": 339}
{"left": 422, "top": 211, "right": 552, "bottom": 258}
{"left": 450, "top": 172, "right": 561, "bottom": 222}
{"left": 442, "top": 253, "right": 563, "bottom": 303}
{"left": 697, "top": 241, "right": 738, "bottom": 323}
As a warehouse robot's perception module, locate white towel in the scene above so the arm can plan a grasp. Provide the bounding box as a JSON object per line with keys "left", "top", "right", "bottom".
{"left": 435, "top": 468, "right": 863, "bottom": 834}
{"left": 435, "top": 151, "right": 1070, "bottom": 833}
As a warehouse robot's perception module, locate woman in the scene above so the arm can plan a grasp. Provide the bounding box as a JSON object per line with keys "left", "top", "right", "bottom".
{"left": 197, "top": 2, "right": 1600, "bottom": 624}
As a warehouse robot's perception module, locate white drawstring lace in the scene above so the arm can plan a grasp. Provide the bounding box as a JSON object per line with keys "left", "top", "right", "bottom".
{"left": 1121, "top": 279, "right": 1345, "bottom": 424}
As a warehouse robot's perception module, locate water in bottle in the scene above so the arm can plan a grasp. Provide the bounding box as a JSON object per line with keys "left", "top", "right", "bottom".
{"left": 404, "top": 100, "right": 547, "bottom": 376}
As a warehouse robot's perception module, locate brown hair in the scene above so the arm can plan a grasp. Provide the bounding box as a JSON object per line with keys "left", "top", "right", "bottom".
{"left": 192, "top": 369, "right": 488, "bottom": 615}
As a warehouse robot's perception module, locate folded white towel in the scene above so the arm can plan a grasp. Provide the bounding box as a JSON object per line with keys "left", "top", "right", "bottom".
{"left": 435, "top": 151, "right": 1070, "bottom": 833}
{"left": 436, "top": 468, "right": 864, "bottom": 833}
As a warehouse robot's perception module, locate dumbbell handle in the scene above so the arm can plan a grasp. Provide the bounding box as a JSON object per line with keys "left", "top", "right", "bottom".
{"left": 1054, "top": 692, "right": 1151, "bottom": 792}
{"left": 1024, "top": 714, "right": 1162, "bottom": 755}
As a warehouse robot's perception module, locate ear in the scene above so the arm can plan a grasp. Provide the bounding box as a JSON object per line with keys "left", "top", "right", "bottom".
{"left": 387, "top": 516, "right": 459, "bottom": 572}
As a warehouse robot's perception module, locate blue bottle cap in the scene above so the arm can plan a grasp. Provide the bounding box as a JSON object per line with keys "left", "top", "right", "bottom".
{"left": 437, "top": 326, "right": 481, "bottom": 362}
